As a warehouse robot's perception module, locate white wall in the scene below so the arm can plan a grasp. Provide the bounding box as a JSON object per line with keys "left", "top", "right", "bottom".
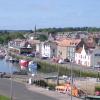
{"left": 75, "top": 46, "right": 91, "bottom": 67}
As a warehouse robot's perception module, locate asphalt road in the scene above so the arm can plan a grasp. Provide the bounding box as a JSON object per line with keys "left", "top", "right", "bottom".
{"left": 0, "top": 78, "right": 57, "bottom": 100}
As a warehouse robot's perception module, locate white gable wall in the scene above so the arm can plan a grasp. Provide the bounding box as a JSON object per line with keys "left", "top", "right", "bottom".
{"left": 75, "top": 46, "right": 91, "bottom": 67}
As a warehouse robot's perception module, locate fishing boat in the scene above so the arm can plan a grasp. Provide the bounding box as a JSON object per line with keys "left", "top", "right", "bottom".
{"left": 19, "top": 60, "right": 29, "bottom": 70}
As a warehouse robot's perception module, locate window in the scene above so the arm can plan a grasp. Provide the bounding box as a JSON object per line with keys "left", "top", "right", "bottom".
{"left": 53, "top": 49, "right": 55, "bottom": 53}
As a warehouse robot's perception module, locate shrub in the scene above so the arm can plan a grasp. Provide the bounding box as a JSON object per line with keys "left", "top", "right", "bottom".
{"left": 33, "top": 80, "right": 48, "bottom": 88}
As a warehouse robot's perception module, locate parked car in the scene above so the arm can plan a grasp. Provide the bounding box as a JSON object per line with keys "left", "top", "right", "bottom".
{"left": 64, "top": 58, "right": 70, "bottom": 62}
{"left": 41, "top": 57, "right": 48, "bottom": 60}
{"left": 0, "top": 72, "right": 11, "bottom": 78}
{"left": 27, "top": 54, "right": 35, "bottom": 57}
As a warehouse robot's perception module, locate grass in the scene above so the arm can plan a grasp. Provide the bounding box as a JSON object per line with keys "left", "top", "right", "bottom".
{"left": 0, "top": 95, "right": 10, "bottom": 100}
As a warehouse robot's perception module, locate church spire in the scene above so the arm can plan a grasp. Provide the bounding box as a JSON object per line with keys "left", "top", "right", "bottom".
{"left": 34, "top": 25, "right": 36, "bottom": 35}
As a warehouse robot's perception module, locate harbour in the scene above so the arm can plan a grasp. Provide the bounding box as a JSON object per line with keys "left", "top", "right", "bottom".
{"left": 0, "top": 59, "right": 20, "bottom": 73}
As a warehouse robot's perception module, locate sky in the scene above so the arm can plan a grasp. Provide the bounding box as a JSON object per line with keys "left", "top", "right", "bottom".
{"left": 0, "top": 0, "right": 100, "bottom": 30}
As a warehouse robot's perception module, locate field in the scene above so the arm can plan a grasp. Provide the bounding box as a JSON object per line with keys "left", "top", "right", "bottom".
{"left": 0, "top": 95, "right": 10, "bottom": 100}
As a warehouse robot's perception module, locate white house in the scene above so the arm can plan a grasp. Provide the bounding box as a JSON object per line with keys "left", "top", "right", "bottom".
{"left": 75, "top": 44, "right": 100, "bottom": 67}
{"left": 75, "top": 45, "right": 91, "bottom": 67}
{"left": 36, "top": 41, "right": 58, "bottom": 58}
{"left": 41, "top": 42, "right": 51, "bottom": 58}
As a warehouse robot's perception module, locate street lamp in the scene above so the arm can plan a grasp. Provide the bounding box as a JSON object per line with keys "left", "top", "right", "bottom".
{"left": 70, "top": 59, "right": 73, "bottom": 100}
{"left": 57, "top": 64, "right": 59, "bottom": 85}
{"left": 9, "top": 63, "right": 13, "bottom": 100}
{"left": 56, "top": 52, "right": 62, "bottom": 85}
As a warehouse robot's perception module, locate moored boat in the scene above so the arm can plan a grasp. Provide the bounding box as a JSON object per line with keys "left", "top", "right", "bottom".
{"left": 19, "top": 60, "right": 29, "bottom": 70}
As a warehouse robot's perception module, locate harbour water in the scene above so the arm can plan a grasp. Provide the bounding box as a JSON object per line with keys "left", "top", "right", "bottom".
{"left": 0, "top": 59, "right": 20, "bottom": 73}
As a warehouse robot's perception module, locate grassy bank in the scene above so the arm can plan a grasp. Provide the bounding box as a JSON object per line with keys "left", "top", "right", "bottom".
{"left": 11, "top": 53, "right": 99, "bottom": 78}
{"left": 37, "top": 61, "right": 98, "bottom": 78}
{"left": 0, "top": 95, "right": 10, "bottom": 100}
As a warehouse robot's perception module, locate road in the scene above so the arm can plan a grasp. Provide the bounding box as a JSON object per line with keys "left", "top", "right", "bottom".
{"left": 0, "top": 78, "right": 57, "bottom": 100}
{"left": 0, "top": 78, "right": 81, "bottom": 100}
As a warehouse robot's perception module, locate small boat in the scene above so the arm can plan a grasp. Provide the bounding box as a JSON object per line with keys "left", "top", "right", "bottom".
{"left": 19, "top": 60, "right": 29, "bottom": 70}
{"left": 5, "top": 55, "right": 10, "bottom": 61}
{"left": 9, "top": 57, "right": 19, "bottom": 63}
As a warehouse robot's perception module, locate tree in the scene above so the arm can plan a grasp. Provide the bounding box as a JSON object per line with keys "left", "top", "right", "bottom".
{"left": 37, "top": 34, "right": 48, "bottom": 41}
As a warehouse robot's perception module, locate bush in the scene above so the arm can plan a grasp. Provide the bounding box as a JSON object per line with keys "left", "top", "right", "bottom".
{"left": 33, "top": 80, "right": 48, "bottom": 88}
{"left": 47, "top": 84, "right": 56, "bottom": 90}
{"left": 95, "top": 86, "right": 100, "bottom": 91}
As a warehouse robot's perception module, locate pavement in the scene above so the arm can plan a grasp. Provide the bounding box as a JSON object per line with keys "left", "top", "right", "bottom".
{"left": 27, "top": 84, "right": 82, "bottom": 100}
{"left": 13, "top": 75, "right": 82, "bottom": 100}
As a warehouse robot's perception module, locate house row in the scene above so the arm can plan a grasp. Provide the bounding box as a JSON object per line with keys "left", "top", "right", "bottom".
{"left": 36, "top": 38, "right": 81, "bottom": 61}
{"left": 8, "top": 36, "right": 100, "bottom": 68}
{"left": 36, "top": 36, "right": 100, "bottom": 68}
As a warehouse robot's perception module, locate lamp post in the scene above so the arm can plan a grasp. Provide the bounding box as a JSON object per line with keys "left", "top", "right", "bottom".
{"left": 9, "top": 63, "right": 13, "bottom": 100}
{"left": 70, "top": 59, "right": 73, "bottom": 100}
{"left": 56, "top": 52, "right": 62, "bottom": 85}
{"left": 57, "top": 64, "right": 59, "bottom": 85}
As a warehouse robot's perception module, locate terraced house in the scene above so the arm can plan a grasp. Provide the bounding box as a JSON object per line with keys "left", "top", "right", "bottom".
{"left": 56, "top": 38, "right": 81, "bottom": 62}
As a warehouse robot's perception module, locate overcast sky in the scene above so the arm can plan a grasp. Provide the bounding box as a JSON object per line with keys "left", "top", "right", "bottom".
{"left": 0, "top": 0, "right": 100, "bottom": 30}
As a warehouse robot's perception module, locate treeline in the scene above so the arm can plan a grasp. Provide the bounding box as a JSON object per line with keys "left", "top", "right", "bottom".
{"left": 0, "top": 30, "right": 32, "bottom": 34}
{"left": 0, "top": 32, "right": 25, "bottom": 44}
{"left": 37, "top": 27, "right": 100, "bottom": 33}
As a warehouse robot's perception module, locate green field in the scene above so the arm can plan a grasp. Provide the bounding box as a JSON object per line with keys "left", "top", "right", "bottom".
{"left": 0, "top": 95, "right": 10, "bottom": 100}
